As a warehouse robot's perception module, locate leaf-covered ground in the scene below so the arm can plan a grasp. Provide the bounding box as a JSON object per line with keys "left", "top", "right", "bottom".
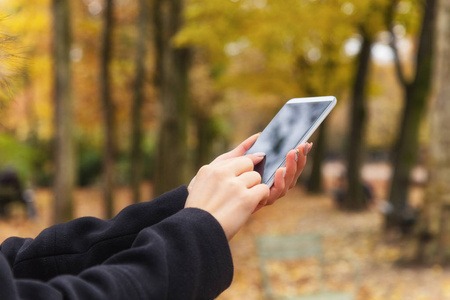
{"left": 220, "top": 187, "right": 450, "bottom": 300}
{"left": 220, "top": 163, "right": 449, "bottom": 300}
{"left": 0, "top": 163, "right": 448, "bottom": 300}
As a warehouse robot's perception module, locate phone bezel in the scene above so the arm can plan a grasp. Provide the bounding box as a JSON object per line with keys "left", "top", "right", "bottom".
{"left": 248, "top": 96, "right": 337, "bottom": 187}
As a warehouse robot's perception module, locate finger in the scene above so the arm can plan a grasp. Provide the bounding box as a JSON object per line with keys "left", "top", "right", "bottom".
{"left": 229, "top": 133, "right": 261, "bottom": 157}
{"left": 216, "top": 156, "right": 257, "bottom": 176}
{"left": 290, "top": 143, "right": 311, "bottom": 189}
{"left": 212, "top": 133, "right": 261, "bottom": 163}
{"left": 266, "top": 167, "right": 286, "bottom": 206}
{"left": 225, "top": 154, "right": 265, "bottom": 175}
{"left": 284, "top": 149, "right": 298, "bottom": 189}
{"left": 249, "top": 183, "right": 270, "bottom": 209}
{"left": 245, "top": 153, "right": 266, "bottom": 165}
{"left": 238, "top": 171, "right": 262, "bottom": 188}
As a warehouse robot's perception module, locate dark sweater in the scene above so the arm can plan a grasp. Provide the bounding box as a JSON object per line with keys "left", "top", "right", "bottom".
{"left": 0, "top": 186, "right": 233, "bottom": 299}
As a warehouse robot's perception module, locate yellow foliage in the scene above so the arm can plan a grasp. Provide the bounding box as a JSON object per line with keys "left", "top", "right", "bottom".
{"left": 0, "top": 0, "right": 426, "bottom": 155}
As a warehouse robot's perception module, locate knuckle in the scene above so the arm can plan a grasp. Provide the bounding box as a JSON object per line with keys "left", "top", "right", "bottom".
{"left": 199, "top": 164, "right": 227, "bottom": 180}
{"left": 228, "top": 178, "right": 242, "bottom": 191}
{"left": 252, "top": 171, "right": 262, "bottom": 183}
{"left": 199, "top": 165, "right": 212, "bottom": 176}
{"left": 262, "top": 188, "right": 270, "bottom": 200}
{"left": 242, "top": 156, "right": 254, "bottom": 169}
{"left": 206, "top": 165, "right": 227, "bottom": 179}
{"left": 215, "top": 167, "right": 229, "bottom": 178}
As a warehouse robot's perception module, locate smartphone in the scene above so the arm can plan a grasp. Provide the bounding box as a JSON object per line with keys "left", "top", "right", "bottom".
{"left": 245, "top": 96, "right": 337, "bottom": 187}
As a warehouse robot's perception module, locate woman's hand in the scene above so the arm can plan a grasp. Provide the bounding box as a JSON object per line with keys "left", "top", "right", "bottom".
{"left": 189, "top": 133, "right": 312, "bottom": 208}
{"left": 185, "top": 154, "right": 270, "bottom": 241}
{"left": 187, "top": 133, "right": 262, "bottom": 193}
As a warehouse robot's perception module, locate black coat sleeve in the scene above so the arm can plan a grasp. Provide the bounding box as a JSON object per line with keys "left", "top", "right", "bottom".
{"left": 0, "top": 186, "right": 188, "bottom": 281}
{"left": 0, "top": 208, "right": 234, "bottom": 300}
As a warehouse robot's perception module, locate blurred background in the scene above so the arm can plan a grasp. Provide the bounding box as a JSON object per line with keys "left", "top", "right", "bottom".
{"left": 0, "top": 0, "right": 449, "bottom": 299}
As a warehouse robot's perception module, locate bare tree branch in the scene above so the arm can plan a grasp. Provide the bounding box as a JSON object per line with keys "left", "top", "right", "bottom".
{"left": 385, "top": 0, "right": 409, "bottom": 88}
{"left": 389, "top": 26, "right": 409, "bottom": 88}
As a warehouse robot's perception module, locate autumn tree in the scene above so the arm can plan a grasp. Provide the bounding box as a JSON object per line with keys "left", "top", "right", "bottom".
{"left": 404, "top": 0, "right": 450, "bottom": 264}
{"left": 176, "top": 0, "right": 254, "bottom": 170}
{"left": 189, "top": 51, "right": 222, "bottom": 169}
{"left": 153, "top": 0, "right": 191, "bottom": 196}
{"left": 130, "top": 0, "right": 148, "bottom": 203}
{"left": 342, "top": 28, "right": 373, "bottom": 211}
{"left": 386, "top": 0, "right": 437, "bottom": 229}
{"left": 52, "top": 0, "right": 75, "bottom": 223}
{"left": 330, "top": 0, "right": 390, "bottom": 210}
{"left": 100, "top": 0, "right": 116, "bottom": 218}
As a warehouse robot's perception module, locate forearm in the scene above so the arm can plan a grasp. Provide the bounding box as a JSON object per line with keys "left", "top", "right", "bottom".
{"left": 0, "top": 207, "right": 233, "bottom": 300}
{"left": 1, "top": 186, "right": 188, "bottom": 281}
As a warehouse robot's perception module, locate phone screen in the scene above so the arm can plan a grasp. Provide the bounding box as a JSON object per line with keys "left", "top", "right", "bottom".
{"left": 245, "top": 97, "right": 336, "bottom": 186}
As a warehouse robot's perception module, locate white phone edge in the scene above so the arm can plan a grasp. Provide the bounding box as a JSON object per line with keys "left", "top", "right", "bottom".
{"left": 264, "top": 96, "right": 337, "bottom": 187}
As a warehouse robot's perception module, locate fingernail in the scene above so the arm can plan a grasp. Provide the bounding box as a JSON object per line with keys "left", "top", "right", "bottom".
{"left": 295, "top": 149, "right": 299, "bottom": 162}
{"left": 282, "top": 167, "right": 287, "bottom": 178}
{"left": 303, "top": 143, "right": 310, "bottom": 156}
{"left": 253, "top": 152, "right": 266, "bottom": 157}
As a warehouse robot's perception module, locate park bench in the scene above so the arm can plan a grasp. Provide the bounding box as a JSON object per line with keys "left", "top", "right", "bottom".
{"left": 256, "top": 233, "right": 355, "bottom": 300}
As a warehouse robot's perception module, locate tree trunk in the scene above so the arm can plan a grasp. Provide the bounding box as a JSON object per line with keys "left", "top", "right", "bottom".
{"left": 195, "top": 114, "right": 215, "bottom": 170}
{"left": 386, "top": 87, "right": 427, "bottom": 227}
{"left": 130, "top": 0, "right": 148, "bottom": 204}
{"left": 409, "top": 0, "right": 450, "bottom": 264}
{"left": 52, "top": 0, "right": 75, "bottom": 224}
{"left": 386, "top": 0, "right": 436, "bottom": 228}
{"left": 342, "top": 32, "right": 373, "bottom": 211}
{"left": 100, "top": 0, "right": 115, "bottom": 219}
{"left": 153, "top": 0, "right": 191, "bottom": 197}
{"left": 190, "top": 51, "right": 221, "bottom": 171}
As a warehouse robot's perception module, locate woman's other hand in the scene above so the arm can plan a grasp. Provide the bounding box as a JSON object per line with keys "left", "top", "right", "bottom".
{"left": 253, "top": 142, "right": 312, "bottom": 212}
